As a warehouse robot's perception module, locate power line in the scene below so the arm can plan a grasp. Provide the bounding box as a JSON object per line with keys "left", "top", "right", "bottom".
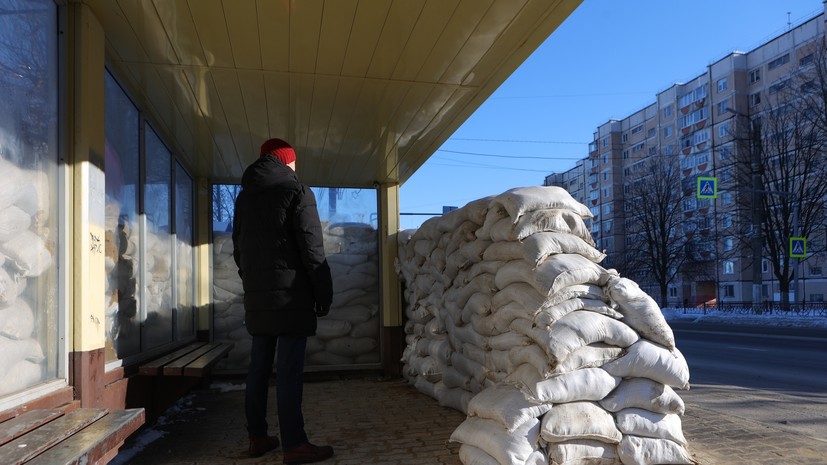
{"left": 448, "top": 137, "right": 588, "bottom": 145}
{"left": 437, "top": 149, "right": 583, "bottom": 160}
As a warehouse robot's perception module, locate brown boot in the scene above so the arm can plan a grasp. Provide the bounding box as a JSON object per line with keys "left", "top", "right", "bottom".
{"left": 249, "top": 435, "right": 281, "bottom": 457}
{"left": 282, "top": 442, "right": 334, "bottom": 464}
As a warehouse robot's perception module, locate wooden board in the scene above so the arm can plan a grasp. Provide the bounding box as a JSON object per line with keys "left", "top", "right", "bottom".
{"left": 0, "top": 409, "right": 106, "bottom": 465}
{"left": 26, "top": 409, "right": 145, "bottom": 465}
{"left": 0, "top": 410, "right": 64, "bottom": 447}
{"left": 138, "top": 342, "right": 206, "bottom": 376}
{"left": 183, "top": 343, "right": 234, "bottom": 377}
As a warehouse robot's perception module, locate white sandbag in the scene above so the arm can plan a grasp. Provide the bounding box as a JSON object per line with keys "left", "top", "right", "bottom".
{"left": 489, "top": 186, "right": 592, "bottom": 222}
{"left": 461, "top": 292, "right": 494, "bottom": 324}
{"left": 0, "top": 359, "right": 42, "bottom": 396}
{"left": 332, "top": 271, "right": 378, "bottom": 294}
{"left": 491, "top": 283, "right": 548, "bottom": 312}
{"left": 484, "top": 231, "right": 605, "bottom": 265}
{"left": 445, "top": 317, "right": 489, "bottom": 352}
{"left": 510, "top": 312, "right": 638, "bottom": 368}
{"left": 450, "top": 416, "right": 541, "bottom": 465}
{"left": 328, "top": 304, "right": 377, "bottom": 324}
{"left": 617, "top": 435, "right": 694, "bottom": 465}
{"left": 606, "top": 276, "right": 675, "bottom": 349}
{"left": 325, "top": 337, "right": 377, "bottom": 358}
{"left": 0, "top": 298, "right": 34, "bottom": 340}
{"left": 1, "top": 230, "right": 52, "bottom": 277}
{"left": 546, "top": 439, "right": 621, "bottom": 465}
{"left": 521, "top": 367, "right": 620, "bottom": 404}
{"left": 445, "top": 220, "right": 479, "bottom": 255}
{"left": 495, "top": 255, "right": 609, "bottom": 298}
{"left": 0, "top": 266, "right": 26, "bottom": 306}
{"left": 0, "top": 158, "right": 28, "bottom": 211}
{"left": 616, "top": 408, "right": 687, "bottom": 446}
{"left": 602, "top": 340, "right": 691, "bottom": 390}
{"left": 458, "top": 444, "right": 499, "bottom": 465}
{"left": 490, "top": 209, "right": 595, "bottom": 245}
{"left": 15, "top": 168, "right": 50, "bottom": 220}
{"left": 437, "top": 385, "right": 473, "bottom": 414}
{"left": 467, "top": 384, "right": 552, "bottom": 432}
{"left": 443, "top": 365, "right": 472, "bottom": 390}
{"left": 541, "top": 401, "right": 622, "bottom": 444}
{"left": 550, "top": 343, "right": 625, "bottom": 375}
{"left": 0, "top": 336, "right": 45, "bottom": 378}
{"left": 407, "top": 354, "right": 443, "bottom": 382}
{"left": 601, "top": 378, "right": 685, "bottom": 415}
{"left": 214, "top": 278, "right": 244, "bottom": 296}
{"left": 487, "top": 330, "right": 531, "bottom": 351}
{"left": 462, "top": 196, "right": 494, "bottom": 226}
{"left": 534, "top": 297, "right": 623, "bottom": 328}
{"left": 458, "top": 239, "right": 491, "bottom": 264}
{"left": 306, "top": 351, "right": 352, "bottom": 365}
{"left": 315, "top": 319, "right": 352, "bottom": 340}
{"left": 450, "top": 351, "right": 488, "bottom": 386}
{"left": 546, "top": 283, "right": 608, "bottom": 307}
{"left": 327, "top": 252, "right": 370, "bottom": 267}
{"left": 509, "top": 343, "right": 555, "bottom": 378}
{"left": 474, "top": 205, "right": 508, "bottom": 241}
{"left": 458, "top": 260, "right": 505, "bottom": 285}
{"left": 456, "top": 273, "right": 497, "bottom": 310}
{"left": 0, "top": 205, "right": 31, "bottom": 243}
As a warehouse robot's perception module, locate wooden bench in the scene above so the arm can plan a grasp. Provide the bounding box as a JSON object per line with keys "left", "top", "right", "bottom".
{"left": 139, "top": 341, "right": 234, "bottom": 377}
{"left": 0, "top": 407, "right": 144, "bottom": 465}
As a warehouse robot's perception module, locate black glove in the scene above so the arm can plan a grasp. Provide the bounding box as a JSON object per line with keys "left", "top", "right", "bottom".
{"left": 315, "top": 303, "right": 330, "bottom": 317}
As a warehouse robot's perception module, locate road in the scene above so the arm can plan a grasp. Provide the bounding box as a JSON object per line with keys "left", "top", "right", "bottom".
{"left": 671, "top": 322, "right": 827, "bottom": 442}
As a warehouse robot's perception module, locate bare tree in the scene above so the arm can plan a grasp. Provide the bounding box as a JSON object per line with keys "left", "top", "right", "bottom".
{"left": 212, "top": 184, "right": 241, "bottom": 229}
{"left": 621, "top": 153, "right": 696, "bottom": 307}
{"left": 729, "top": 51, "right": 827, "bottom": 306}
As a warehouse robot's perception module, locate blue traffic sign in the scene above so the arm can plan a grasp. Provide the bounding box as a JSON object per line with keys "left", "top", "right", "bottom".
{"left": 790, "top": 237, "right": 807, "bottom": 258}
{"left": 697, "top": 177, "right": 717, "bottom": 199}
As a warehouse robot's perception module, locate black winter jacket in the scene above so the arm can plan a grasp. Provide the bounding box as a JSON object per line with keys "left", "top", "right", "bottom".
{"left": 232, "top": 155, "right": 333, "bottom": 336}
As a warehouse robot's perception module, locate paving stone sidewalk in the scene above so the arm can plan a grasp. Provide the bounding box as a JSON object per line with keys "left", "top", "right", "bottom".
{"left": 112, "top": 376, "right": 827, "bottom": 465}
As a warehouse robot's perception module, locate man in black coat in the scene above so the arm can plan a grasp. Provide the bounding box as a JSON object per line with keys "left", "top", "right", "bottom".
{"left": 233, "top": 138, "right": 334, "bottom": 464}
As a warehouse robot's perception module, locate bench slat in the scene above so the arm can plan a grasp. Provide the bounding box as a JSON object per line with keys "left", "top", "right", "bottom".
{"left": 139, "top": 342, "right": 206, "bottom": 376}
{"left": 25, "top": 408, "right": 145, "bottom": 465}
{"left": 0, "top": 408, "right": 106, "bottom": 465}
{"left": 183, "top": 342, "right": 234, "bottom": 377}
{"left": 0, "top": 410, "right": 64, "bottom": 447}
{"left": 162, "top": 343, "right": 221, "bottom": 376}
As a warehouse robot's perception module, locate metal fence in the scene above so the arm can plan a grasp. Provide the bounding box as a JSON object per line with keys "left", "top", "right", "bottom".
{"left": 665, "top": 301, "right": 827, "bottom": 317}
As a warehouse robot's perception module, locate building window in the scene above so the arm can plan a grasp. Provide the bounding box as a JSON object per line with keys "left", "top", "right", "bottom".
{"left": 647, "top": 127, "right": 656, "bottom": 138}
{"left": 721, "top": 214, "right": 732, "bottom": 228}
{"left": 810, "top": 266, "right": 822, "bottom": 276}
{"left": 663, "top": 105, "right": 673, "bottom": 117}
{"left": 800, "top": 53, "right": 814, "bottom": 68}
{"left": 0, "top": 0, "right": 60, "bottom": 394}
{"left": 717, "top": 78, "right": 728, "bottom": 92}
{"left": 723, "top": 237, "right": 734, "bottom": 251}
{"left": 768, "top": 53, "right": 790, "bottom": 70}
{"left": 649, "top": 146, "right": 658, "bottom": 155}
{"left": 723, "top": 284, "right": 735, "bottom": 297}
{"left": 749, "top": 92, "right": 761, "bottom": 107}
{"left": 719, "top": 122, "right": 729, "bottom": 138}
{"left": 622, "top": 150, "right": 630, "bottom": 159}
{"left": 749, "top": 68, "right": 761, "bottom": 84}
{"left": 632, "top": 142, "right": 644, "bottom": 153}
{"left": 602, "top": 137, "right": 609, "bottom": 147}
{"left": 810, "top": 294, "right": 824, "bottom": 302}
{"left": 669, "top": 287, "right": 678, "bottom": 297}
{"left": 722, "top": 192, "right": 734, "bottom": 205}
{"left": 769, "top": 79, "right": 789, "bottom": 94}
{"left": 603, "top": 204, "right": 612, "bottom": 215}
{"left": 631, "top": 125, "right": 643, "bottom": 135}
{"left": 621, "top": 133, "right": 628, "bottom": 143}
{"left": 664, "top": 145, "right": 674, "bottom": 156}
{"left": 718, "top": 100, "right": 728, "bottom": 115}
{"left": 723, "top": 261, "right": 735, "bottom": 274}
{"left": 663, "top": 126, "right": 673, "bottom": 138}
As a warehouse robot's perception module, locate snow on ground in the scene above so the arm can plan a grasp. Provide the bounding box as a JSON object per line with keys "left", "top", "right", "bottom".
{"left": 662, "top": 306, "right": 827, "bottom": 329}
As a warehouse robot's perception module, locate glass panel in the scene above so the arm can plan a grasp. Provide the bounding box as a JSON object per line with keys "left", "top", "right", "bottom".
{"left": 104, "top": 70, "right": 141, "bottom": 360}
{"left": 0, "top": 0, "right": 59, "bottom": 396}
{"left": 210, "top": 185, "right": 381, "bottom": 370}
{"left": 310, "top": 187, "right": 380, "bottom": 366}
{"left": 175, "top": 162, "right": 195, "bottom": 338}
{"left": 143, "top": 127, "right": 173, "bottom": 348}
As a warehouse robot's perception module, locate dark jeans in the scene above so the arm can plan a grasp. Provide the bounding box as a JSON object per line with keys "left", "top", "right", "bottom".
{"left": 245, "top": 334, "right": 309, "bottom": 449}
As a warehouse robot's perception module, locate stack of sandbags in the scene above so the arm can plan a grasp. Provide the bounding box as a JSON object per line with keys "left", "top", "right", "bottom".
{"left": 212, "top": 220, "right": 381, "bottom": 371}
{"left": 0, "top": 158, "right": 50, "bottom": 395}
{"left": 395, "top": 186, "right": 694, "bottom": 465}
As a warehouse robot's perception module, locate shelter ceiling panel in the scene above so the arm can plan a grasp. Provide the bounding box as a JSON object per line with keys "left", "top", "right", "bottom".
{"left": 237, "top": 71, "right": 270, "bottom": 151}
{"left": 339, "top": 0, "right": 391, "bottom": 77}
{"left": 363, "top": 0, "right": 427, "bottom": 80}
{"left": 441, "top": 0, "right": 528, "bottom": 85}
{"left": 113, "top": 0, "right": 181, "bottom": 65}
{"left": 211, "top": 69, "right": 255, "bottom": 171}
{"left": 184, "top": 0, "right": 235, "bottom": 68}
{"left": 315, "top": 0, "right": 359, "bottom": 76}
{"left": 95, "top": 1, "right": 150, "bottom": 64}
{"left": 288, "top": 0, "right": 324, "bottom": 74}
{"left": 414, "top": 0, "right": 494, "bottom": 84}
{"left": 389, "top": 0, "right": 460, "bottom": 81}
{"left": 256, "top": 0, "right": 291, "bottom": 72}
{"left": 465, "top": 0, "right": 577, "bottom": 87}
{"left": 223, "top": 0, "right": 263, "bottom": 70}
{"left": 261, "top": 73, "right": 292, "bottom": 146}
{"left": 315, "top": 79, "right": 364, "bottom": 164}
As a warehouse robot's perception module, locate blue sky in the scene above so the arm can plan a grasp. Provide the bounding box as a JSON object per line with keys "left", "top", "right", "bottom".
{"left": 398, "top": 0, "right": 824, "bottom": 230}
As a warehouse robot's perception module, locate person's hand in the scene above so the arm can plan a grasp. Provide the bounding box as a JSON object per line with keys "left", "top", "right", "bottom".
{"left": 315, "top": 303, "right": 330, "bottom": 317}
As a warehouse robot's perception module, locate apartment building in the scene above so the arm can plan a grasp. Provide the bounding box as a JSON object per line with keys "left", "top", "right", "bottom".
{"left": 546, "top": 10, "right": 827, "bottom": 306}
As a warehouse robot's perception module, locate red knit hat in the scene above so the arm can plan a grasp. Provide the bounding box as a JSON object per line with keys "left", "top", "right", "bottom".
{"left": 260, "top": 138, "right": 296, "bottom": 164}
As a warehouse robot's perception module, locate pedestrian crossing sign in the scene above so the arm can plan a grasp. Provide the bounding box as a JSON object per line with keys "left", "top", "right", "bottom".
{"left": 790, "top": 237, "right": 807, "bottom": 258}
{"left": 697, "top": 177, "right": 717, "bottom": 199}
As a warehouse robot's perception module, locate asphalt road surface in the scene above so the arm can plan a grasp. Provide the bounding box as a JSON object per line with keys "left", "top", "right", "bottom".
{"left": 671, "top": 322, "right": 827, "bottom": 442}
